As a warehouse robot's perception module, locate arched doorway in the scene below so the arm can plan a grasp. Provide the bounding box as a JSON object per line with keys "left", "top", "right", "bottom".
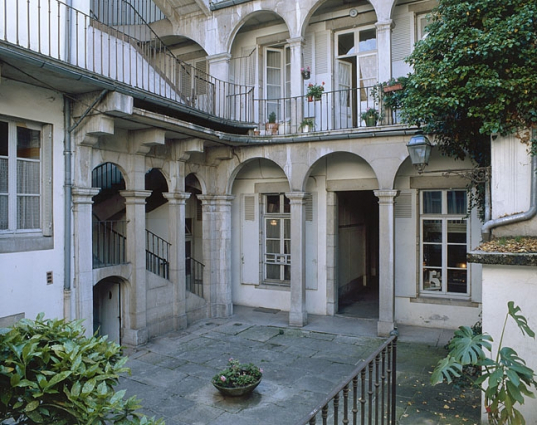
{"left": 93, "top": 278, "right": 122, "bottom": 344}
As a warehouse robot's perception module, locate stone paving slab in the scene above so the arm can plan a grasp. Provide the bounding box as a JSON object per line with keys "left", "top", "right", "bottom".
{"left": 118, "top": 307, "right": 481, "bottom": 424}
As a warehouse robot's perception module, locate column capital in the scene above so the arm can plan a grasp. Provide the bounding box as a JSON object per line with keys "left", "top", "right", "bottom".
{"left": 197, "top": 194, "right": 235, "bottom": 205}
{"left": 286, "top": 36, "right": 305, "bottom": 47}
{"left": 120, "top": 190, "right": 152, "bottom": 203}
{"left": 72, "top": 187, "right": 100, "bottom": 203}
{"left": 285, "top": 192, "right": 309, "bottom": 203}
{"left": 374, "top": 189, "right": 399, "bottom": 201}
{"left": 375, "top": 20, "right": 393, "bottom": 31}
{"left": 163, "top": 191, "right": 191, "bottom": 204}
{"left": 206, "top": 52, "right": 232, "bottom": 64}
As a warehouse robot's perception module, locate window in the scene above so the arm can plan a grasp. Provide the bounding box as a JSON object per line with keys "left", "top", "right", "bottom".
{"left": 420, "top": 190, "right": 468, "bottom": 295}
{"left": 264, "top": 194, "right": 290, "bottom": 285}
{"left": 265, "top": 47, "right": 291, "bottom": 122}
{"left": 0, "top": 116, "right": 52, "bottom": 251}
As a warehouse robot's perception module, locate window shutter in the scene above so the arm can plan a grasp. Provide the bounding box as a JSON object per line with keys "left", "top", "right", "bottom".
{"left": 392, "top": 15, "right": 411, "bottom": 62}
{"left": 314, "top": 32, "right": 329, "bottom": 74}
{"left": 305, "top": 195, "right": 313, "bottom": 222}
{"left": 241, "top": 194, "right": 259, "bottom": 284}
{"left": 395, "top": 190, "right": 412, "bottom": 219}
{"left": 303, "top": 34, "right": 313, "bottom": 70}
{"left": 42, "top": 124, "right": 53, "bottom": 236}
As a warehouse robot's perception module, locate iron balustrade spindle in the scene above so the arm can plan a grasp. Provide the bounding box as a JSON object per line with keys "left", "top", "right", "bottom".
{"left": 297, "top": 335, "right": 398, "bottom": 425}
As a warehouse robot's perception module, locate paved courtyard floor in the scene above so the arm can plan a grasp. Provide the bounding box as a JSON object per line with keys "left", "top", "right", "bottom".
{"left": 118, "top": 306, "right": 482, "bottom": 424}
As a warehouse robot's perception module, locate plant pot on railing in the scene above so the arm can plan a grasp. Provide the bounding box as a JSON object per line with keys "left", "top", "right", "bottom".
{"left": 383, "top": 82, "right": 403, "bottom": 92}
{"left": 265, "top": 112, "right": 279, "bottom": 135}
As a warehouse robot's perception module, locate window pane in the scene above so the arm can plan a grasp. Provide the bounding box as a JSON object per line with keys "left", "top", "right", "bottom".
{"left": 338, "top": 33, "right": 354, "bottom": 56}
{"left": 266, "top": 195, "right": 280, "bottom": 213}
{"left": 0, "top": 158, "right": 7, "bottom": 193}
{"left": 17, "top": 160, "right": 40, "bottom": 194}
{"left": 423, "top": 220, "right": 442, "bottom": 242}
{"left": 447, "top": 190, "right": 467, "bottom": 214}
{"left": 359, "top": 29, "right": 376, "bottom": 51}
{"left": 448, "top": 245, "right": 467, "bottom": 268}
{"left": 284, "top": 239, "right": 290, "bottom": 255}
{"left": 17, "top": 127, "right": 40, "bottom": 159}
{"left": 266, "top": 240, "right": 280, "bottom": 254}
{"left": 423, "top": 268, "right": 442, "bottom": 290}
{"left": 18, "top": 195, "right": 40, "bottom": 229}
{"left": 284, "top": 265, "right": 290, "bottom": 281}
{"left": 284, "top": 218, "right": 290, "bottom": 238}
{"left": 0, "top": 121, "right": 8, "bottom": 156}
{"left": 266, "top": 219, "right": 280, "bottom": 238}
{"left": 423, "top": 244, "right": 441, "bottom": 267}
{"left": 266, "top": 264, "right": 280, "bottom": 279}
{"left": 266, "top": 50, "right": 281, "bottom": 68}
{"left": 0, "top": 195, "right": 7, "bottom": 229}
{"left": 447, "top": 269, "right": 467, "bottom": 293}
{"left": 283, "top": 195, "right": 290, "bottom": 213}
{"left": 448, "top": 220, "right": 466, "bottom": 243}
{"left": 423, "top": 191, "right": 441, "bottom": 214}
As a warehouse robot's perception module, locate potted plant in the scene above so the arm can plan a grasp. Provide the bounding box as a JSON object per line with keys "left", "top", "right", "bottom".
{"left": 212, "top": 358, "right": 263, "bottom": 397}
{"left": 301, "top": 66, "right": 311, "bottom": 80}
{"left": 265, "top": 111, "right": 279, "bottom": 134}
{"left": 360, "top": 107, "right": 380, "bottom": 127}
{"left": 306, "top": 82, "right": 325, "bottom": 101}
{"left": 299, "top": 118, "right": 315, "bottom": 133}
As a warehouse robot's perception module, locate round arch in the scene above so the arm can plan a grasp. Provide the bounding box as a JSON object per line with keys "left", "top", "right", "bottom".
{"left": 228, "top": 157, "right": 291, "bottom": 195}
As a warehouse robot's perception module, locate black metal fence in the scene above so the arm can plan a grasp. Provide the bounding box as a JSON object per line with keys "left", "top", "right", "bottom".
{"left": 297, "top": 334, "right": 397, "bottom": 425}
{"left": 146, "top": 229, "right": 170, "bottom": 279}
{"left": 186, "top": 256, "right": 204, "bottom": 297}
{"left": 92, "top": 220, "right": 127, "bottom": 268}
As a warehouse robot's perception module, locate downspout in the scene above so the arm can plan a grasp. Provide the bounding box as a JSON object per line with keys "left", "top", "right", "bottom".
{"left": 481, "top": 154, "right": 537, "bottom": 241}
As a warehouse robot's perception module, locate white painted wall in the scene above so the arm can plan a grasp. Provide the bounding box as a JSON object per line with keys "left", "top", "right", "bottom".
{"left": 482, "top": 265, "right": 537, "bottom": 423}
{"left": 0, "top": 79, "right": 65, "bottom": 323}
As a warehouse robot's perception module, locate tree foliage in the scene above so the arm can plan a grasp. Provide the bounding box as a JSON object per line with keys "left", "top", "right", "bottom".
{"left": 401, "top": 0, "right": 537, "bottom": 163}
{"left": 0, "top": 314, "right": 164, "bottom": 424}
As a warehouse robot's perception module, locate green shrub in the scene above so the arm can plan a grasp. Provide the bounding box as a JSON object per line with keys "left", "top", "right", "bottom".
{"left": 0, "top": 313, "right": 164, "bottom": 424}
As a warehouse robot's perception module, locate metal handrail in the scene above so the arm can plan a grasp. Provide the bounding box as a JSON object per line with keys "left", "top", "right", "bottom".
{"left": 92, "top": 220, "right": 127, "bottom": 268}
{"left": 146, "top": 229, "right": 170, "bottom": 279}
{"left": 1, "top": 0, "right": 254, "bottom": 122}
{"left": 186, "top": 256, "right": 204, "bottom": 298}
{"left": 296, "top": 334, "right": 397, "bottom": 425}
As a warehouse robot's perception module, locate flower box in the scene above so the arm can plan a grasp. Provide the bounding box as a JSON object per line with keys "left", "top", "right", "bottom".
{"left": 383, "top": 83, "right": 403, "bottom": 93}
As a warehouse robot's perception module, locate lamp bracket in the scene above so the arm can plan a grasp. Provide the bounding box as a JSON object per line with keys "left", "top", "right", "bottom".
{"left": 419, "top": 167, "right": 490, "bottom": 184}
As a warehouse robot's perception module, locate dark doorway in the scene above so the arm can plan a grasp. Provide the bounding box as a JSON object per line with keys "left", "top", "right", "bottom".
{"left": 336, "top": 191, "right": 379, "bottom": 319}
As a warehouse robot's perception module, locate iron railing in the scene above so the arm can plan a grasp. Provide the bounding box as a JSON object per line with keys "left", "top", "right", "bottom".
{"left": 146, "top": 229, "right": 170, "bottom": 279}
{"left": 1, "top": 0, "right": 254, "bottom": 122}
{"left": 297, "top": 334, "right": 397, "bottom": 425}
{"left": 93, "top": 220, "right": 127, "bottom": 268}
{"left": 186, "top": 256, "right": 204, "bottom": 297}
{"left": 252, "top": 86, "right": 402, "bottom": 137}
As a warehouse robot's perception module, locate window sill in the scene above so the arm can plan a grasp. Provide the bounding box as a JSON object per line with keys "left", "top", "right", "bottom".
{"left": 410, "top": 296, "right": 480, "bottom": 308}
{"left": 0, "top": 234, "right": 53, "bottom": 253}
{"left": 257, "top": 283, "right": 290, "bottom": 291}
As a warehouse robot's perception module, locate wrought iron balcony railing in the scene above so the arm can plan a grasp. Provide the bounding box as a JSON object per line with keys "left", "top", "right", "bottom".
{"left": 1, "top": 0, "right": 254, "bottom": 122}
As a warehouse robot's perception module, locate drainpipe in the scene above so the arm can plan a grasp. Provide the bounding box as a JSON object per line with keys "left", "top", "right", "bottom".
{"left": 481, "top": 154, "right": 537, "bottom": 241}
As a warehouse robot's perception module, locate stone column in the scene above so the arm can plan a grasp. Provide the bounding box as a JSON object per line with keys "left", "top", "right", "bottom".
{"left": 120, "top": 189, "right": 151, "bottom": 346}
{"left": 207, "top": 53, "right": 231, "bottom": 117}
{"left": 72, "top": 186, "right": 100, "bottom": 337}
{"left": 163, "top": 191, "right": 191, "bottom": 330}
{"left": 287, "top": 37, "right": 305, "bottom": 132}
{"left": 287, "top": 192, "right": 309, "bottom": 327}
{"left": 376, "top": 20, "right": 393, "bottom": 83}
{"left": 326, "top": 191, "right": 338, "bottom": 315}
{"left": 198, "top": 194, "right": 235, "bottom": 318}
{"left": 374, "top": 190, "right": 398, "bottom": 336}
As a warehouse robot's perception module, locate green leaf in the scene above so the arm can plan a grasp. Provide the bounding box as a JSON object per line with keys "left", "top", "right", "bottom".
{"left": 508, "top": 301, "right": 535, "bottom": 338}
{"left": 25, "top": 400, "right": 40, "bottom": 412}
{"left": 431, "top": 355, "right": 463, "bottom": 385}
{"left": 47, "top": 371, "right": 72, "bottom": 389}
{"left": 448, "top": 326, "right": 492, "bottom": 365}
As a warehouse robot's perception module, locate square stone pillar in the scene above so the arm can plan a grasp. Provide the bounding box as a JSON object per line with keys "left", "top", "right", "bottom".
{"left": 163, "top": 191, "right": 191, "bottom": 330}
{"left": 72, "top": 187, "right": 100, "bottom": 337}
{"left": 287, "top": 192, "right": 309, "bottom": 327}
{"left": 120, "top": 189, "right": 151, "bottom": 346}
{"left": 288, "top": 37, "right": 305, "bottom": 131}
{"left": 198, "top": 195, "right": 235, "bottom": 318}
{"left": 326, "top": 191, "right": 338, "bottom": 315}
{"left": 376, "top": 21, "right": 393, "bottom": 83}
{"left": 374, "top": 190, "right": 398, "bottom": 336}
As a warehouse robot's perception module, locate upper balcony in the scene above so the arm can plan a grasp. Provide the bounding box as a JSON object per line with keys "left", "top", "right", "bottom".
{"left": 0, "top": 0, "right": 407, "bottom": 138}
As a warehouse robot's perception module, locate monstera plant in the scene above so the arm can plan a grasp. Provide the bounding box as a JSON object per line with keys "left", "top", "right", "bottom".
{"left": 431, "top": 302, "right": 537, "bottom": 424}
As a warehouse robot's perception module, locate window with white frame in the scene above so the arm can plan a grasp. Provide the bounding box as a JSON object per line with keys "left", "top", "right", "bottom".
{"left": 265, "top": 47, "right": 291, "bottom": 123}
{"left": 263, "top": 193, "right": 291, "bottom": 285}
{"left": 420, "top": 190, "right": 469, "bottom": 295}
{"left": 0, "top": 119, "right": 42, "bottom": 232}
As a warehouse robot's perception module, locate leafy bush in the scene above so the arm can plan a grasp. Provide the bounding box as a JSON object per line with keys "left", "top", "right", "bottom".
{"left": 0, "top": 313, "right": 164, "bottom": 424}
{"left": 431, "top": 302, "right": 537, "bottom": 424}
{"left": 212, "top": 358, "right": 262, "bottom": 388}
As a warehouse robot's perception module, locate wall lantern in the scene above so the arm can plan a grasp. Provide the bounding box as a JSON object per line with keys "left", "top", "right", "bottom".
{"left": 406, "top": 131, "right": 433, "bottom": 173}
